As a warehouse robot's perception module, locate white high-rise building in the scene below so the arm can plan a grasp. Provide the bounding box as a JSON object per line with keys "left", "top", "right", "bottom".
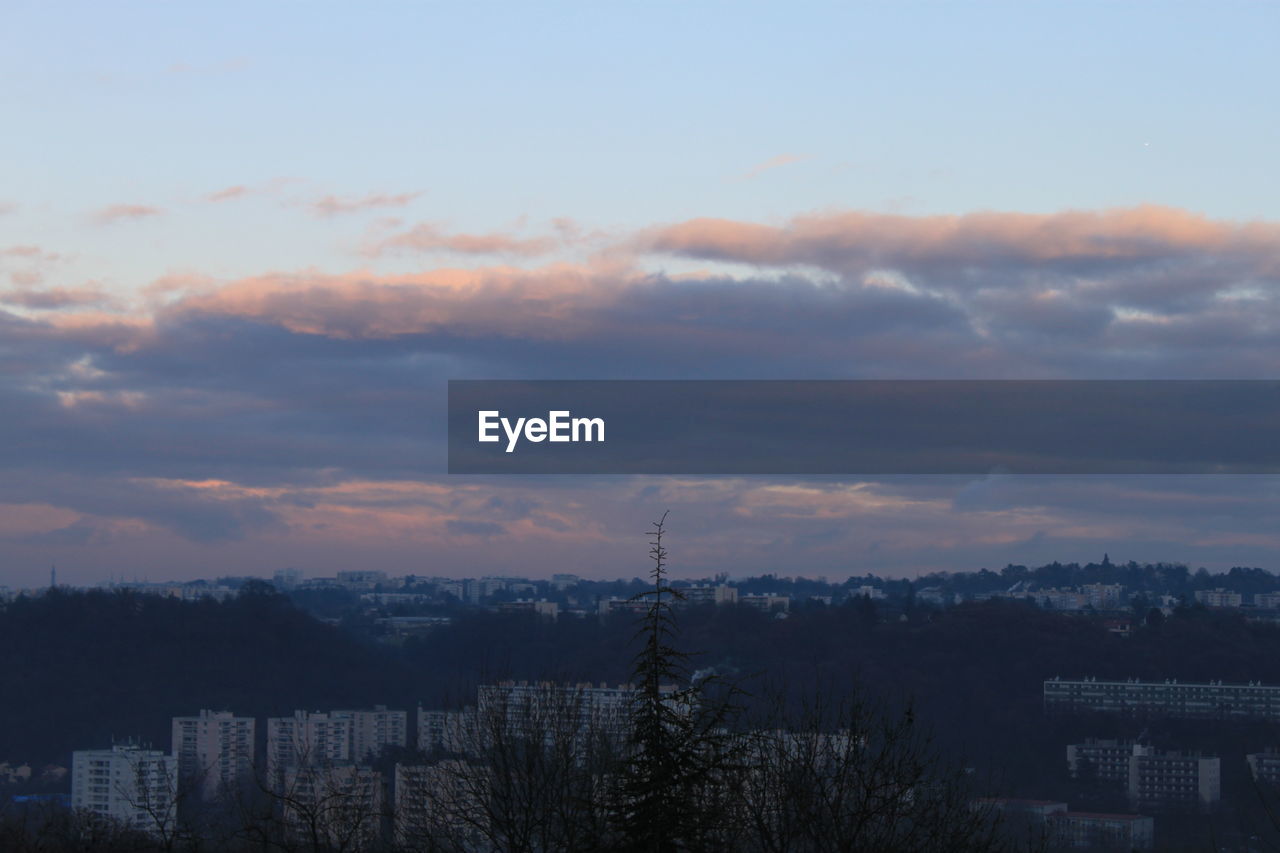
{"left": 281, "top": 765, "right": 385, "bottom": 852}
{"left": 171, "top": 710, "right": 255, "bottom": 801}
{"left": 71, "top": 744, "right": 178, "bottom": 836}
{"left": 417, "top": 708, "right": 473, "bottom": 754}
{"left": 332, "top": 706, "right": 408, "bottom": 763}
{"left": 266, "top": 711, "right": 353, "bottom": 790}
{"left": 394, "top": 761, "right": 486, "bottom": 847}
{"left": 1082, "top": 583, "right": 1127, "bottom": 610}
{"left": 476, "top": 680, "right": 682, "bottom": 747}
{"left": 679, "top": 584, "right": 739, "bottom": 606}
{"left": 1194, "top": 588, "right": 1243, "bottom": 608}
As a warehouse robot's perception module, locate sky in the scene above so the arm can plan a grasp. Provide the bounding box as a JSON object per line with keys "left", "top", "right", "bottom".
{"left": 2, "top": 1, "right": 1280, "bottom": 587}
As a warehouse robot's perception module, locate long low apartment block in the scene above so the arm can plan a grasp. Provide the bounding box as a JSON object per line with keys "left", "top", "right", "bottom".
{"left": 1045, "top": 677, "right": 1280, "bottom": 721}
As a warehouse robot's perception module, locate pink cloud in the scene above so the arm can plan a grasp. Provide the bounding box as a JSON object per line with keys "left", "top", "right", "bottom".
{"left": 92, "top": 204, "right": 163, "bottom": 225}
{"left": 373, "top": 223, "right": 559, "bottom": 257}
{"left": 644, "top": 205, "right": 1280, "bottom": 272}
{"left": 738, "top": 153, "right": 809, "bottom": 180}
{"left": 9, "top": 270, "right": 44, "bottom": 287}
{"left": 3, "top": 245, "right": 60, "bottom": 261}
{"left": 2, "top": 285, "right": 116, "bottom": 310}
{"left": 20, "top": 204, "right": 1280, "bottom": 379}
{"left": 309, "top": 191, "right": 422, "bottom": 217}
{"left": 165, "top": 263, "right": 623, "bottom": 340}
{"left": 206, "top": 185, "right": 250, "bottom": 202}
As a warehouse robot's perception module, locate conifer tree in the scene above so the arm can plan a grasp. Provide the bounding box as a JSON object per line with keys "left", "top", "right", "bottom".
{"left": 614, "top": 512, "right": 740, "bottom": 852}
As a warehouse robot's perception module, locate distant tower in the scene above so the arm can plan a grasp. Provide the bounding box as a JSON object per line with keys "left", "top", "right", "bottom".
{"left": 50, "top": 565, "right": 56, "bottom": 588}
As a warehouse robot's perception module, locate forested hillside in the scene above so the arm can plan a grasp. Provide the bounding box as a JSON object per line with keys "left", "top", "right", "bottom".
{"left": 8, "top": 584, "right": 1280, "bottom": 805}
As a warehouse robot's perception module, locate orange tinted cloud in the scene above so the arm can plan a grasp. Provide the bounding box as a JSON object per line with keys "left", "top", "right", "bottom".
{"left": 168, "top": 263, "right": 627, "bottom": 339}
{"left": 92, "top": 204, "right": 163, "bottom": 225}
{"left": 1, "top": 285, "right": 116, "bottom": 309}
{"left": 645, "top": 205, "right": 1280, "bottom": 271}
{"left": 374, "top": 223, "right": 559, "bottom": 257}
{"left": 207, "top": 185, "right": 250, "bottom": 202}
{"left": 738, "top": 153, "right": 808, "bottom": 180}
{"left": 309, "top": 191, "right": 422, "bottom": 217}
{"left": 2, "top": 245, "right": 60, "bottom": 261}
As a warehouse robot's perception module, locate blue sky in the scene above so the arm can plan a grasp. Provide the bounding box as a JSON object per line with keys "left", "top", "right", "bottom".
{"left": 4, "top": 1, "right": 1276, "bottom": 283}
{"left": 2, "top": 2, "right": 1279, "bottom": 586}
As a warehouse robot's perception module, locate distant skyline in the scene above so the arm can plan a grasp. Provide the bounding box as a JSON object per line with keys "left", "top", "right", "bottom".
{"left": 2, "top": 2, "right": 1280, "bottom": 586}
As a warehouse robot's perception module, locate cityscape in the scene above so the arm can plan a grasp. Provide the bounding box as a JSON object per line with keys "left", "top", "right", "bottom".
{"left": 7, "top": 556, "right": 1280, "bottom": 848}
{"left": 4, "top": 1, "right": 1279, "bottom": 850}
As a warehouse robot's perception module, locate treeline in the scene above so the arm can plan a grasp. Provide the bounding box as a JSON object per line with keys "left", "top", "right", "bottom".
{"left": 266, "top": 560, "right": 1280, "bottom": 626}
{"left": 0, "top": 584, "right": 421, "bottom": 767}
{"left": 918, "top": 558, "right": 1280, "bottom": 600}
{"left": 735, "top": 558, "right": 1280, "bottom": 602}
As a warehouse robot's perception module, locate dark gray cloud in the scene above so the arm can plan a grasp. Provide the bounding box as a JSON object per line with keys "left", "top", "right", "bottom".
{"left": 445, "top": 519, "right": 507, "bottom": 537}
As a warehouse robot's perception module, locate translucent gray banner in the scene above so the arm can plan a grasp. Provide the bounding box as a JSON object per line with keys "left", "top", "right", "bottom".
{"left": 447, "top": 380, "right": 1280, "bottom": 474}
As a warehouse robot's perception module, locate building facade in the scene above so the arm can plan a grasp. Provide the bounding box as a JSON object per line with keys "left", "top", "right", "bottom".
{"left": 266, "top": 711, "right": 353, "bottom": 790}
{"left": 280, "top": 765, "right": 386, "bottom": 852}
{"left": 1247, "top": 751, "right": 1280, "bottom": 786}
{"left": 332, "top": 706, "right": 407, "bottom": 763}
{"left": 1127, "top": 745, "right": 1220, "bottom": 810}
{"left": 1045, "top": 677, "right": 1280, "bottom": 721}
{"left": 1049, "top": 812, "right": 1154, "bottom": 850}
{"left": 679, "top": 584, "right": 739, "bottom": 607}
{"left": 71, "top": 744, "right": 178, "bottom": 836}
{"left": 418, "top": 708, "right": 473, "bottom": 754}
{"left": 1194, "top": 588, "right": 1244, "bottom": 608}
{"left": 171, "top": 709, "right": 255, "bottom": 801}
{"left": 1082, "top": 583, "right": 1128, "bottom": 610}
{"left": 1066, "top": 739, "right": 1133, "bottom": 785}
{"left": 394, "top": 761, "right": 487, "bottom": 848}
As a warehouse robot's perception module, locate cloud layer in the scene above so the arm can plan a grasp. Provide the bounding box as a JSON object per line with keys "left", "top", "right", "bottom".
{"left": 4, "top": 205, "right": 1280, "bottom": 585}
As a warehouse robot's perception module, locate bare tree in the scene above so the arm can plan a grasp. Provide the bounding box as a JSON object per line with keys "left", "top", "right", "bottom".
{"left": 735, "top": 691, "right": 1013, "bottom": 853}
{"left": 231, "top": 738, "right": 390, "bottom": 853}
{"left": 398, "top": 682, "right": 622, "bottom": 851}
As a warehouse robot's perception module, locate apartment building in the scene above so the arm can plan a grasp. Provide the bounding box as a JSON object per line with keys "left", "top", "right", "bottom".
{"left": 1045, "top": 677, "right": 1280, "bottom": 721}
{"left": 1247, "top": 750, "right": 1280, "bottom": 786}
{"left": 332, "top": 706, "right": 407, "bottom": 763}
{"left": 495, "top": 599, "right": 559, "bottom": 619}
{"left": 679, "top": 584, "right": 739, "bottom": 606}
{"left": 394, "top": 761, "right": 487, "bottom": 848}
{"left": 741, "top": 593, "right": 790, "bottom": 613}
{"left": 1127, "top": 745, "right": 1220, "bottom": 810}
{"left": 1194, "top": 588, "right": 1244, "bottom": 608}
{"left": 71, "top": 744, "right": 178, "bottom": 836}
{"left": 476, "top": 681, "right": 659, "bottom": 744}
{"left": 597, "top": 597, "right": 651, "bottom": 617}
{"left": 266, "top": 711, "right": 353, "bottom": 789}
{"left": 1066, "top": 739, "right": 1133, "bottom": 785}
{"left": 1049, "top": 812, "right": 1154, "bottom": 850}
{"left": 417, "top": 708, "right": 473, "bottom": 754}
{"left": 973, "top": 799, "right": 1153, "bottom": 851}
{"left": 280, "top": 765, "right": 386, "bottom": 852}
{"left": 1082, "top": 583, "right": 1127, "bottom": 610}
{"left": 171, "top": 709, "right": 255, "bottom": 801}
